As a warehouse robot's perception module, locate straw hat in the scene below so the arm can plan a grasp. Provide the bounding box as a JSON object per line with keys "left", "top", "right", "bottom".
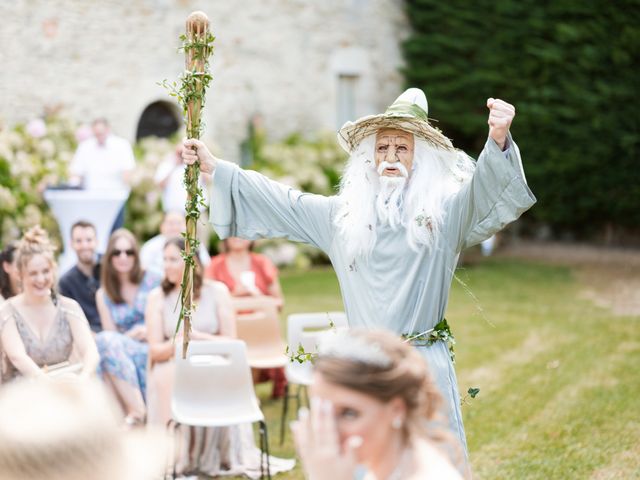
{"left": 337, "top": 88, "right": 455, "bottom": 154}
{"left": 0, "top": 378, "right": 168, "bottom": 480}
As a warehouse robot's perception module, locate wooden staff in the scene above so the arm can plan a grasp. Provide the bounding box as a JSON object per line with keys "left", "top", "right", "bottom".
{"left": 180, "top": 11, "right": 214, "bottom": 357}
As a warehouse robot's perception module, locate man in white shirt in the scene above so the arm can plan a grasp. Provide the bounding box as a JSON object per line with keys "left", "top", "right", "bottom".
{"left": 69, "top": 118, "right": 135, "bottom": 231}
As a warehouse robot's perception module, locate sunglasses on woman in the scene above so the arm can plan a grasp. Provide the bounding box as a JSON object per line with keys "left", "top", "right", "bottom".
{"left": 111, "top": 249, "right": 135, "bottom": 257}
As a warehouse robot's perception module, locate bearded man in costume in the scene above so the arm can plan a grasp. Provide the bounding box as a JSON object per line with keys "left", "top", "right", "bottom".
{"left": 182, "top": 89, "right": 536, "bottom": 458}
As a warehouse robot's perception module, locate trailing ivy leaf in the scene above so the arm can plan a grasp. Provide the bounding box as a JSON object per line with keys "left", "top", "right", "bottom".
{"left": 468, "top": 387, "right": 480, "bottom": 398}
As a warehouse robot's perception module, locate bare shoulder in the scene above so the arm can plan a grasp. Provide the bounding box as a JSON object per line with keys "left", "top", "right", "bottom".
{"left": 58, "top": 295, "right": 81, "bottom": 310}
{"left": 145, "top": 287, "right": 166, "bottom": 314}
{"left": 0, "top": 299, "right": 14, "bottom": 320}
{"left": 147, "top": 286, "right": 164, "bottom": 302}
{"left": 57, "top": 296, "right": 89, "bottom": 324}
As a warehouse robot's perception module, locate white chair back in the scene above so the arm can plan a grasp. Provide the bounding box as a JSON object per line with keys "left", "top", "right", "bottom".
{"left": 171, "top": 339, "right": 263, "bottom": 426}
{"left": 286, "top": 312, "right": 348, "bottom": 385}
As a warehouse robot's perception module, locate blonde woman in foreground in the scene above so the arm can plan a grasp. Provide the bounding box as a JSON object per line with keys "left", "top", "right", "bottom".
{"left": 291, "top": 329, "right": 465, "bottom": 480}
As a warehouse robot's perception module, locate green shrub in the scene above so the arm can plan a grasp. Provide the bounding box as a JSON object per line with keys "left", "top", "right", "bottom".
{"left": 403, "top": 0, "right": 640, "bottom": 240}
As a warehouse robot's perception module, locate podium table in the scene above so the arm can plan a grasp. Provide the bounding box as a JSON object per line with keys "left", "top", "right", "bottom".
{"left": 44, "top": 189, "right": 129, "bottom": 274}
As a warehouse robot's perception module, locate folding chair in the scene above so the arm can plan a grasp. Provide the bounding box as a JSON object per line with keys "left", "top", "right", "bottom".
{"left": 280, "top": 311, "right": 348, "bottom": 444}
{"left": 169, "top": 340, "right": 271, "bottom": 479}
{"left": 232, "top": 297, "right": 288, "bottom": 371}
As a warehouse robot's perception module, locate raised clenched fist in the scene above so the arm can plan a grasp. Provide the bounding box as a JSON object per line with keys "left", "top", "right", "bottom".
{"left": 486, "top": 98, "right": 515, "bottom": 150}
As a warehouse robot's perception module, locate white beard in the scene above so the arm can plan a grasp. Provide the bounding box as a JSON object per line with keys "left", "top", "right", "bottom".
{"left": 375, "top": 176, "right": 406, "bottom": 228}
{"left": 334, "top": 134, "right": 475, "bottom": 260}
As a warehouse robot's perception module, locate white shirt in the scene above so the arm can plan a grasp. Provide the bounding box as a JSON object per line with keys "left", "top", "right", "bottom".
{"left": 154, "top": 155, "right": 209, "bottom": 213}
{"left": 70, "top": 135, "right": 135, "bottom": 191}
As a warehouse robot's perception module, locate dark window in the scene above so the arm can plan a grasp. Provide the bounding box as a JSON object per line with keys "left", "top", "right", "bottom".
{"left": 136, "top": 101, "right": 180, "bottom": 140}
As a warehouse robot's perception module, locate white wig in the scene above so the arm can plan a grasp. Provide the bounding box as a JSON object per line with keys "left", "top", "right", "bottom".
{"left": 334, "top": 133, "right": 475, "bottom": 260}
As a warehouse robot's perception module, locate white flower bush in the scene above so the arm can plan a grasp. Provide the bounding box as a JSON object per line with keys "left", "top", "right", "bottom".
{"left": 0, "top": 113, "right": 77, "bottom": 246}
{"left": 0, "top": 113, "right": 343, "bottom": 270}
{"left": 0, "top": 113, "right": 175, "bottom": 247}
{"left": 126, "top": 135, "right": 177, "bottom": 241}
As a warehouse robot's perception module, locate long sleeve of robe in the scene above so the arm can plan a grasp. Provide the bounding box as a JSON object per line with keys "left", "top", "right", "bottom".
{"left": 209, "top": 134, "right": 535, "bottom": 457}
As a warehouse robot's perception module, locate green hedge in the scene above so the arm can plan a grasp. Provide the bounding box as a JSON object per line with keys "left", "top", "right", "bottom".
{"left": 403, "top": 0, "right": 640, "bottom": 239}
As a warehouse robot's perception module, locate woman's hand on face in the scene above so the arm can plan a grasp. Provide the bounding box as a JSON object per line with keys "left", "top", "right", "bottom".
{"left": 291, "top": 398, "right": 361, "bottom": 480}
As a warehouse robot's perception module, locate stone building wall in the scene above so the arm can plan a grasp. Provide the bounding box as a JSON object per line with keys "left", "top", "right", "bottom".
{"left": 1, "top": 0, "right": 408, "bottom": 161}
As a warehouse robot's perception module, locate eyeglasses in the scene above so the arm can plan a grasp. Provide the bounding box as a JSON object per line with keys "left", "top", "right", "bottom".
{"left": 111, "top": 249, "right": 135, "bottom": 257}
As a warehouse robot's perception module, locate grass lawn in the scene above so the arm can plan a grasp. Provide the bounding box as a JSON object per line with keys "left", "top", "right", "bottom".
{"left": 228, "top": 258, "right": 640, "bottom": 480}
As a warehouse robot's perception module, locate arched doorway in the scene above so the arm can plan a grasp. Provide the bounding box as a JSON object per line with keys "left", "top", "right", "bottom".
{"left": 136, "top": 101, "right": 181, "bottom": 140}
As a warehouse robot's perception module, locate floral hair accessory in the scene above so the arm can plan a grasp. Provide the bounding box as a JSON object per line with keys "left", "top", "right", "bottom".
{"left": 317, "top": 330, "right": 393, "bottom": 368}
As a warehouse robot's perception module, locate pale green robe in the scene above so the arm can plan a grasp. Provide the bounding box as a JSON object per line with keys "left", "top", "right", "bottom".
{"left": 210, "top": 134, "right": 535, "bottom": 454}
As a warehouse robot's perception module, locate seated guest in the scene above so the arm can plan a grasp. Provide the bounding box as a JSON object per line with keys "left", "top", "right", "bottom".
{"left": 0, "top": 242, "right": 20, "bottom": 302}
{"left": 0, "top": 226, "right": 99, "bottom": 381}
{"left": 0, "top": 242, "right": 20, "bottom": 382}
{"left": 146, "top": 237, "right": 238, "bottom": 475}
{"left": 206, "top": 236, "right": 286, "bottom": 398}
{"left": 140, "top": 211, "right": 210, "bottom": 278}
{"left": 292, "top": 329, "right": 464, "bottom": 480}
{"left": 95, "top": 229, "right": 160, "bottom": 426}
{"left": 58, "top": 220, "right": 102, "bottom": 332}
{"left": 206, "top": 237, "right": 283, "bottom": 306}
{"left": 146, "top": 236, "right": 295, "bottom": 477}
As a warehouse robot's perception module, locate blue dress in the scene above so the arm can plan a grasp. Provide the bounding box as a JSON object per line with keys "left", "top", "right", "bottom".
{"left": 95, "top": 272, "right": 160, "bottom": 398}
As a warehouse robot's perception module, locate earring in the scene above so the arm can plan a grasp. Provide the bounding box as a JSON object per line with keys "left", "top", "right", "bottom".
{"left": 392, "top": 417, "right": 403, "bottom": 429}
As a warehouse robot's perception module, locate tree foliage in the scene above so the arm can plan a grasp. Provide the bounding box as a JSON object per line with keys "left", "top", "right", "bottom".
{"left": 403, "top": 0, "right": 640, "bottom": 238}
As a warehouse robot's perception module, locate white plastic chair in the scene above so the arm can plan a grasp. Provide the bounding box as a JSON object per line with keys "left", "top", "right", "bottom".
{"left": 170, "top": 340, "right": 271, "bottom": 479}
{"left": 280, "top": 311, "right": 348, "bottom": 443}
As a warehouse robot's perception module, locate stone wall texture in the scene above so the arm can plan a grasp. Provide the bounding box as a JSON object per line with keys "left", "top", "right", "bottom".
{"left": 1, "top": 0, "right": 408, "bottom": 161}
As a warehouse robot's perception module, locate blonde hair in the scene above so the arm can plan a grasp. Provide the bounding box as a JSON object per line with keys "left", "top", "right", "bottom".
{"left": 315, "top": 329, "right": 458, "bottom": 452}
{"left": 15, "top": 226, "right": 57, "bottom": 273}
{"left": 0, "top": 378, "right": 166, "bottom": 480}
{"left": 15, "top": 226, "right": 58, "bottom": 303}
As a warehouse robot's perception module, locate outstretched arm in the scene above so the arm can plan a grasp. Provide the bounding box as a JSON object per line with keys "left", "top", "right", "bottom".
{"left": 183, "top": 139, "right": 336, "bottom": 252}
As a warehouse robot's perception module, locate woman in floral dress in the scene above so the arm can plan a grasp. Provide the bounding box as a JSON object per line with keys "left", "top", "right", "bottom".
{"left": 95, "top": 228, "right": 160, "bottom": 426}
